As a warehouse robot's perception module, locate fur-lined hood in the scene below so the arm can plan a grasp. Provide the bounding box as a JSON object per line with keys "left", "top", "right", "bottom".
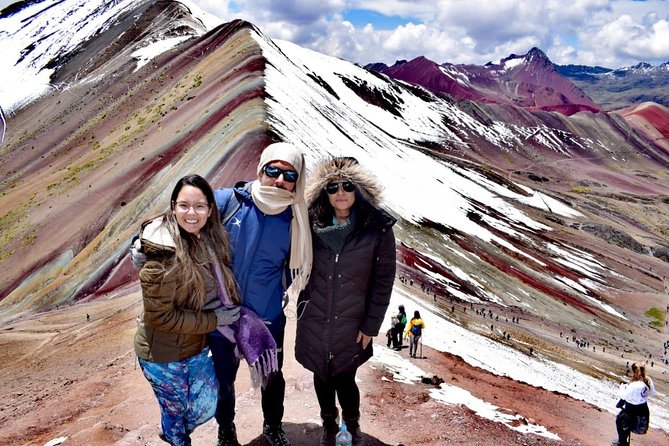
{"left": 305, "top": 157, "right": 383, "bottom": 208}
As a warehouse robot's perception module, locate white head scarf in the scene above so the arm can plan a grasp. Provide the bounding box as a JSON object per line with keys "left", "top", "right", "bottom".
{"left": 251, "top": 142, "right": 312, "bottom": 301}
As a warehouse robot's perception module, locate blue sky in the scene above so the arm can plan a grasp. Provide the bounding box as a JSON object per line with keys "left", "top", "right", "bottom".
{"left": 1, "top": 0, "right": 668, "bottom": 68}
{"left": 342, "top": 9, "right": 420, "bottom": 29}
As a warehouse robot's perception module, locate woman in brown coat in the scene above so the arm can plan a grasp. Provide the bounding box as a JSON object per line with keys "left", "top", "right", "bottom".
{"left": 134, "top": 174, "right": 240, "bottom": 446}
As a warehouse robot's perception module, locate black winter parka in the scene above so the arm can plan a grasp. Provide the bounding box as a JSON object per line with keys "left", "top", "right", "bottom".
{"left": 295, "top": 207, "right": 396, "bottom": 379}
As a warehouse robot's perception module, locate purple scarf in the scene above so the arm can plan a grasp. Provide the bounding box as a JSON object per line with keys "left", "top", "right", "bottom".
{"left": 212, "top": 262, "right": 278, "bottom": 389}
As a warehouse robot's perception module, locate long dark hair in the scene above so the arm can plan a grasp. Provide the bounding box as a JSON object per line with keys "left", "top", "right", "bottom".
{"left": 309, "top": 187, "right": 371, "bottom": 228}
{"left": 157, "top": 174, "right": 239, "bottom": 309}
{"left": 307, "top": 157, "right": 382, "bottom": 229}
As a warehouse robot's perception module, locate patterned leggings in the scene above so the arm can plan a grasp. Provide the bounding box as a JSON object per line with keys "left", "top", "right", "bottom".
{"left": 139, "top": 348, "right": 218, "bottom": 446}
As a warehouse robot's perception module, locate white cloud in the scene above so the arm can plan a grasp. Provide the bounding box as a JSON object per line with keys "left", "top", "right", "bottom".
{"left": 579, "top": 12, "right": 669, "bottom": 66}
{"left": 621, "top": 17, "right": 669, "bottom": 60}
{"left": 189, "top": 0, "right": 669, "bottom": 68}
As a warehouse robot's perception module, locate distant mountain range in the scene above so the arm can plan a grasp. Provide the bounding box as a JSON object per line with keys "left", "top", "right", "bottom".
{"left": 367, "top": 47, "right": 669, "bottom": 113}
{"left": 556, "top": 61, "right": 669, "bottom": 110}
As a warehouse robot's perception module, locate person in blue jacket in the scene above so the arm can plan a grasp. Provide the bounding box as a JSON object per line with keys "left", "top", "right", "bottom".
{"left": 210, "top": 142, "right": 312, "bottom": 446}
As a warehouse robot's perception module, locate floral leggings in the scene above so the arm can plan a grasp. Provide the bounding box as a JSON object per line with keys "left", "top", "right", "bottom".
{"left": 139, "top": 348, "right": 218, "bottom": 446}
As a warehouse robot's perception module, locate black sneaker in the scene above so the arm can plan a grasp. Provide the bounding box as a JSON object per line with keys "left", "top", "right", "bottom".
{"left": 159, "top": 430, "right": 192, "bottom": 446}
{"left": 263, "top": 422, "right": 292, "bottom": 446}
{"left": 217, "top": 423, "right": 240, "bottom": 446}
{"left": 320, "top": 420, "right": 338, "bottom": 446}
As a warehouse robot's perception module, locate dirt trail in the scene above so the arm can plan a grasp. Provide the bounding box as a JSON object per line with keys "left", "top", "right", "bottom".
{"left": 0, "top": 286, "right": 668, "bottom": 446}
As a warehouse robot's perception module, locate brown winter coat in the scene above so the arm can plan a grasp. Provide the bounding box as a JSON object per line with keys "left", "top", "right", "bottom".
{"left": 133, "top": 218, "right": 218, "bottom": 363}
{"left": 295, "top": 158, "right": 396, "bottom": 379}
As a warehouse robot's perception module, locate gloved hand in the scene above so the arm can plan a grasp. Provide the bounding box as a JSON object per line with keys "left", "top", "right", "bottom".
{"left": 215, "top": 305, "right": 241, "bottom": 326}
{"left": 130, "top": 236, "right": 147, "bottom": 268}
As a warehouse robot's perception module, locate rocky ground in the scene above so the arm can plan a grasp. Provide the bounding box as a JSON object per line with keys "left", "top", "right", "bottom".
{"left": 1, "top": 281, "right": 668, "bottom": 446}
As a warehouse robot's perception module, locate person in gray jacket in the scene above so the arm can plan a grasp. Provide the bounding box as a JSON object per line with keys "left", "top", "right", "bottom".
{"left": 295, "top": 157, "right": 396, "bottom": 446}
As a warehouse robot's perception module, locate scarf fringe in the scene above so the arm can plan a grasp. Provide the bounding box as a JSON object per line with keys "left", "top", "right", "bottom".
{"left": 285, "top": 266, "right": 311, "bottom": 301}
{"left": 248, "top": 348, "right": 279, "bottom": 389}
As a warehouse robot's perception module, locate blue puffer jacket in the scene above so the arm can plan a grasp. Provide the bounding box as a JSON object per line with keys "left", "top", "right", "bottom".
{"left": 213, "top": 181, "right": 292, "bottom": 333}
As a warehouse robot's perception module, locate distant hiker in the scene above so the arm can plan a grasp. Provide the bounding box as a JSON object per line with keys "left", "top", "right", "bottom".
{"left": 405, "top": 310, "right": 425, "bottom": 358}
{"left": 396, "top": 305, "right": 407, "bottom": 347}
{"left": 392, "top": 314, "right": 404, "bottom": 350}
{"left": 133, "top": 175, "right": 241, "bottom": 446}
{"left": 295, "top": 156, "right": 395, "bottom": 446}
{"left": 86, "top": 313, "right": 90, "bottom": 322}
{"left": 611, "top": 362, "right": 656, "bottom": 446}
{"left": 387, "top": 316, "right": 399, "bottom": 348}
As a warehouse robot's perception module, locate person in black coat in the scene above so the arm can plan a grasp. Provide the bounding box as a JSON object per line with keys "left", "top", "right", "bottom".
{"left": 395, "top": 304, "right": 407, "bottom": 348}
{"left": 295, "top": 157, "right": 396, "bottom": 446}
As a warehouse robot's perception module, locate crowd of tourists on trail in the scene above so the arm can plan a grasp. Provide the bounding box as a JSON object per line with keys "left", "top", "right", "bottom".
{"left": 127, "top": 141, "right": 660, "bottom": 446}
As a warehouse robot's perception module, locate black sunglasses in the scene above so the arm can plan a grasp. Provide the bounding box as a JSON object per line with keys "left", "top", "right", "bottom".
{"left": 325, "top": 181, "right": 355, "bottom": 194}
{"left": 263, "top": 164, "right": 299, "bottom": 183}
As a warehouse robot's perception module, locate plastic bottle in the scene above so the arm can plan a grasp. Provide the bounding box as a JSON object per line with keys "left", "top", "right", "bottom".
{"left": 335, "top": 422, "right": 352, "bottom": 446}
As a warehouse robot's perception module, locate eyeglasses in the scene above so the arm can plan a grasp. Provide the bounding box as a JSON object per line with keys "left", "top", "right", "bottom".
{"left": 263, "top": 164, "right": 299, "bottom": 183}
{"left": 325, "top": 181, "right": 355, "bottom": 194}
{"left": 174, "top": 201, "right": 210, "bottom": 214}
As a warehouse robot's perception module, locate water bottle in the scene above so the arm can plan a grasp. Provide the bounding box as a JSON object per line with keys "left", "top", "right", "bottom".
{"left": 335, "top": 422, "right": 352, "bottom": 446}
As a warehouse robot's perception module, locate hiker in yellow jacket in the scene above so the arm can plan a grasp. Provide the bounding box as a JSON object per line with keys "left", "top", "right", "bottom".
{"left": 404, "top": 310, "right": 425, "bottom": 358}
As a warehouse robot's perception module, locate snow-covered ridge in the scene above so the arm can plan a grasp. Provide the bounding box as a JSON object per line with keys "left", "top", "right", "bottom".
{"left": 0, "top": 0, "right": 212, "bottom": 112}
{"left": 1, "top": 0, "right": 135, "bottom": 110}
{"left": 253, "top": 32, "right": 630, "bottom": 317}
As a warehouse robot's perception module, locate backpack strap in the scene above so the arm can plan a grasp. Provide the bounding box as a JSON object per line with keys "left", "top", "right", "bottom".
{"left": 215, "top": 181, "right": 249, "bottom": 225}
{"left": 223, "top": 192, "right": 241, "bottom": 225}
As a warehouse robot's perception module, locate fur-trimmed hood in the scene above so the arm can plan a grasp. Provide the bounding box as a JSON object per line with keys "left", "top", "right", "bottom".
{"left": 305, "top": 157, "right": 383, "bottom": 208}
